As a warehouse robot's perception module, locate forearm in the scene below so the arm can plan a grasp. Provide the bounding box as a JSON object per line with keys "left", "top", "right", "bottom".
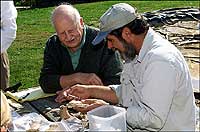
{"left": 88, "top": 85, "right": 118, "bottom": 104}
{"left": 39, "top": 74, "right": 61, "bottom": 93}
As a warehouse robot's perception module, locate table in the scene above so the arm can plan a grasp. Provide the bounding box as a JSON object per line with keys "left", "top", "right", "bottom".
{"left": 8, "top": 95, "right": 89, "bottom": 131}
{"left": 9, "top": 96, "right": 84, "bottom": 122}
{"left": 8, "top": 90, "right": 199, "bottom": 131}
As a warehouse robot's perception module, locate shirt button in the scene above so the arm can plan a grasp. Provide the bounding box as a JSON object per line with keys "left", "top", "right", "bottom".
{"left": 122, "top": 78, "right": 125, "bottom": 81}
{"left": 130, "top": 99, "right": 133, "bottom": 102}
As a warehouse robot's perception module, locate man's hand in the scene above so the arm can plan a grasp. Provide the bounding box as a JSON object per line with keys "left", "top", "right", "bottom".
{"left": 75, "top": 73, "right": 103, "bottom": 86}
{"left": 55, "top": 84, "right": 90, "bottom": 103}
{"left": 67, "top": 84, "right": 91, "bottom": 99}
{"left": 73, "top": 99, "right": 109, "bottom": 113}
{"left": 60, "top": 73, "right": 103, "bottom": 90}
{"left": 55, "top": 87, "right": 79, "bottom": 103}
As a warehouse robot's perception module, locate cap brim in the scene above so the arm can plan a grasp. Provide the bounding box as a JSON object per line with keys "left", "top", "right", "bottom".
{"left": 92, "top": 30, "right": 111, "bottom": 45}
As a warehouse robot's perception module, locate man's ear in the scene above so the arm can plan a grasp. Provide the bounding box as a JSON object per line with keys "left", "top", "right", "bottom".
{"left": 122, "top": 27, "right": 131, "bottom": 40}
{"left": 80, "top": 17, "right": 84, "bottom": 28}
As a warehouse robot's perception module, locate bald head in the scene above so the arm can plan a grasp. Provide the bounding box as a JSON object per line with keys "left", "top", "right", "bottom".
{"left": 51, "top": 4, "right": 81, "bottom": 27}
{"left": 51, "top": 4, "right": 84, "bottom": 52}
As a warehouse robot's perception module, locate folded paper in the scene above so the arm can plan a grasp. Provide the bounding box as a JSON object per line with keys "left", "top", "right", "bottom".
{"left": 5, "top": 86, "right": 55, "bottom": 103}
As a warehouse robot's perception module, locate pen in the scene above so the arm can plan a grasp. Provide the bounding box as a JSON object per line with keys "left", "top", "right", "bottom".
{"left": 22, "top": 93, "right": 30, "bottom": 99}
{"left": 18, "top": 93, "right": 30, "bottom": 101}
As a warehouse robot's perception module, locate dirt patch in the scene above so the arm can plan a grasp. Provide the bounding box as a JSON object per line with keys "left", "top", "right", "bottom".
{"left": 153, "top": 21, "right": 199, "bottom": 79}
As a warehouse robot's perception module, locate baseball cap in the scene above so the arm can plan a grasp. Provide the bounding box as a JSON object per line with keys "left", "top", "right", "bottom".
{"left": 92, "top": 3, "right": 137, "bottom": 45}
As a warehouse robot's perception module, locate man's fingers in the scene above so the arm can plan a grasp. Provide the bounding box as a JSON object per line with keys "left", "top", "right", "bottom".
{"left": 89, "top": 78, "right": 103, "bottom": 85}
{"left": 57, "top": 98, "right": 66, "bottom": 103}
{"left": 55, "top": 90, "right": 75, "bottom": 103}
{"left": 74, "top": 104, "right": 93, "bottom": 113}
{"left": 90, "top": 79, "right": 102, "bottom": 85}
{"left": 87, "top": 103, "right": 102, "bottom": 110}
{"left": 87, "top": 73, "right": 103, "bottom": 85}
{"left": 55, "top": 94, "right": 75, "bottom": 103}
{"left": 67, "top": 94, "right": 81, "bottom": 100}
{"left": 93, "top": 76, "right": 103, "bottom": 85}
{"left": 55, "top": 95, "right": 64, "bottom": 103}
{"left": 95, "top": 76, "right": 103, "bottom": 85}
{"left": 73, "top": 99, "right": 107, "bottom": 113}
{"left": 81, "top": 99, "right": 96, "bottom": 104}
{"left": 74, "top": 103, "right": 102, "bottom": 113}
{"left": 56, "top": 90, "right": 62, "bottom": 95}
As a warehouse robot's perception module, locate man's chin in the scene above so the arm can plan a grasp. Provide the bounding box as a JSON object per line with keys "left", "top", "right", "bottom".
{"left": 63, "top": 42, "right": 80, "bottom": 49}
{"left": 119, "top": 52, "right": 136, "bottom": 63}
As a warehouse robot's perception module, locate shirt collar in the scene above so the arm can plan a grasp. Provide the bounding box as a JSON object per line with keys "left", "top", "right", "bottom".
{"left": 137, "top": 27, "right": 154, "bottom": 63}
{"left": 79, "top": 25, "right": 86, "bottom": 49}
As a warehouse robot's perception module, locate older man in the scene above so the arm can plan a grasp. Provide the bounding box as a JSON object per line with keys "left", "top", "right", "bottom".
{"left": 61, "top": 3, "right": 196, "bottom": 131}
{"left": 39, "top": 4, "right": 122, "bottom": 93}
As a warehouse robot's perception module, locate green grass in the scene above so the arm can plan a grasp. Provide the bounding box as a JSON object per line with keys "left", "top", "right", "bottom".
{"left": 8, "top": 1, "right": 199, "bottom": 90}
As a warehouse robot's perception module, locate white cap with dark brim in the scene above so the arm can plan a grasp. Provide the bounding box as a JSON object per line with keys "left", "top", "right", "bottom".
{"left": 92, "top": 30, "right": 111, "bottom": 45}
{"left": 92, "top": 3, "right": 137, "bottom": 45}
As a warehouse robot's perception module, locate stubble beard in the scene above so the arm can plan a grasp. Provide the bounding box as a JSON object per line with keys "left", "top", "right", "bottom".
{"left": 119, "top": 38, "right": 136, "bottom": 63}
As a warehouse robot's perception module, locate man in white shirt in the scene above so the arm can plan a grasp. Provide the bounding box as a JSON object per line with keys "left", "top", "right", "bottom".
{"left": 57, "top": 3, "right": 196, "bottom": 131}
{"left": 1, "top": 1, "right": 17, "bottom": 90}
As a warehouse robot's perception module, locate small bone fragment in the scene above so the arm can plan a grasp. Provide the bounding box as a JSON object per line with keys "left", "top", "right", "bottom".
{"left": 60, "top": 105, "right": 71, "bottom": 119}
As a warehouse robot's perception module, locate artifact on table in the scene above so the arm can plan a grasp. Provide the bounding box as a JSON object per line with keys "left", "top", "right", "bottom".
{"left": 67, "top": 100, "right": 89, "bottom": 109}
{"left": 59, "top": 105, "right": 71, "bottom": 119}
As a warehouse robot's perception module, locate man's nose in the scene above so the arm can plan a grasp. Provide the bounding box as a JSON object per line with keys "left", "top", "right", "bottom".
{"left": 64, "top": 31, "right": 73, "bottom": 41}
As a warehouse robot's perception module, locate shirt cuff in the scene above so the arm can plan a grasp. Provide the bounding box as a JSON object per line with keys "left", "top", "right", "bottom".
{"left": 109, "top": 84, "right": 122, "bottom": 104}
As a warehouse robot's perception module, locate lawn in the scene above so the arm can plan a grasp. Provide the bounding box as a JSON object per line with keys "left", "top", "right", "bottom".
{"left": 8, "top": 1, "right": 199, "bottom": 90}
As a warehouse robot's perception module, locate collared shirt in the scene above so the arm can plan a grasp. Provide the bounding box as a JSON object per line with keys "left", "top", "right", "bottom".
{"left": 111, "top": 28, "right": 195, "bottom": 131}
{"left": 66, "top": 25, "right": 86, "bottom": 70}
{"left": 1, "top": 1, "right": 17, "bottom": 53}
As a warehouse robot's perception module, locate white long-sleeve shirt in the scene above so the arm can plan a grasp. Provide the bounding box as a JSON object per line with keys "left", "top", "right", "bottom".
{"left": 1, "top": 1, "right": 17, "bottom": 53}
{"left": 111, "top": 28, "right": 195, "bottom": 131}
